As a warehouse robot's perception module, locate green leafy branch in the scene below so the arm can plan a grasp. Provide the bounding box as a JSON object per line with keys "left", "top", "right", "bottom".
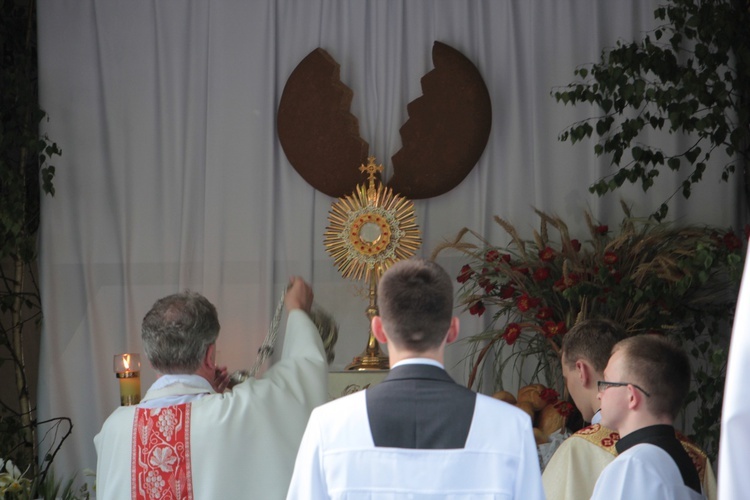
{"left": 553, "top": 0, "right": 750, "bottom": 221}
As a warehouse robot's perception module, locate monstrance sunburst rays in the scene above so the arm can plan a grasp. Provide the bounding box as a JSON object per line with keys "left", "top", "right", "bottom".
{"left": 324, "top": 177, "right": 421, "bottom": 283}
{"left": 324, "top": 157, "right": 421, "bottom": 370}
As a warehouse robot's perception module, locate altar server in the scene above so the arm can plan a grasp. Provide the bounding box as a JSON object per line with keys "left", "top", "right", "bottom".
{"left": 95, "top": 278, "right": 328, "bottom": 500}
{"left": 286, "top": 258, "right": 544, "bottom": 499}
{"left": 591, "top": 335, "right": 705, "bottom": 500}
{"left": 543, "top": 320, "right": 715, "bottom": 500}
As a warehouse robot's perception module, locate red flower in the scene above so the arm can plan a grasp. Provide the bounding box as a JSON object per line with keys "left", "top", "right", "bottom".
{"left": 603, "top": 251, "right": 618, "bottom": 265}
{"left": 536, "top": 307, "right": 554, "bottom": 320}
{"left": 553, "top": 277, "right": 567, "bottom": 292}
{"left": 478, "top": 270, "right": 492, "bottom": 291}
{"left": 570, "top": 239, "right": 582, "bottom": 252}
{"left": 457, "top": 265, "right": 474, "bottom": 283}
{"left": 533, "top": 267, "right": 551, "bottom": 281}
{"left": 565, "top": 273, "right": 581, "bottom": 286}
{"left": 542, "top": 321, "right": 567, "bottom": 338}
{"left": 517, "top": 293, "right": 541, "bottom": 312}
{"left": 513, "top": 266, "right": 529, "bottom": 275}
{"left": 554, "top": 400, "right": 575, "bottom": 418}
{"left": 499, "top": 284, "right": 515, "bottom": 299}
{"left": 595, "top": 225, "right": 609, "bottom": 235}
{"left": 501, "top": 253, "right": 512, "bottom": 263}
{"left": 485, "top": 249, "right": 501, "bottom": 262}
{"left": 540, "top": 388, "right": 559, "bottom": 404}
{"left": 469, "top": 300, "right": 485, "bottom": 316}
{"left": 503, "top": 323, "right": 522, "bottom": 345}
{"left": 539, "top": 247, "right": 555, "bottom": 262}
{"left": 723, "top": 232, "right": 742, "bottom": 251}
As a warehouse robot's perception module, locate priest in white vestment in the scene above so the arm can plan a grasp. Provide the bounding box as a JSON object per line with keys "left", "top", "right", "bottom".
{"left": 95, "top": 278, "right": 328, "bottom": 500}
{"left": 286, "top": 259, "right": 544, "bottom": 499}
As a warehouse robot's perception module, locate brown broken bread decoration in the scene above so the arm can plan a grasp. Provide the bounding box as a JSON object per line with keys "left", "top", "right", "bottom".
{"left": 389, "top": 41, "right": 492, "bottom": 199}
{"left": 277, "top": 41, "right": 492, "bottom": 199}
{"left": 277, "top": 48, "right": 370, "bottom": 199}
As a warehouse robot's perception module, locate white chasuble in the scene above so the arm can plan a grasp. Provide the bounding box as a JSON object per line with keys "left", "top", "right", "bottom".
{"left": 95, "top": 310, "right": 327, "bottom": 500}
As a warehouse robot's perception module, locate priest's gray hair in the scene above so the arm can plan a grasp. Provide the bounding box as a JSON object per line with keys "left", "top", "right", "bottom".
{"left": 141, "top": 290, "right": 220, "bottom": 374}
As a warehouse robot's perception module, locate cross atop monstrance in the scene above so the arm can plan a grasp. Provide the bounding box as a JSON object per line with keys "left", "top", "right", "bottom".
{"left": 359, "top": 157, "right": 384, "bottom": 201}
{"left": 324, "top": 156, "right": 421, "bottom": 370}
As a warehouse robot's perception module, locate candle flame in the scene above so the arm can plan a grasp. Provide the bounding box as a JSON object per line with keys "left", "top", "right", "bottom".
{"left": 123, "top": 354, "right": 131, "bottom": 370}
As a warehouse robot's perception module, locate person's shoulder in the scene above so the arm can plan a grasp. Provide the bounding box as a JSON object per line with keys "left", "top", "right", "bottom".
{"left": 95, "top": 405, "right": 137, "bottom": 447}
{"left": 568, "top": 423, "right": 620, "bottom": 454}
{"left": 626, "top": 442, "right": 670, "bottom": 458}
{"left": 465, "top": 394, "right": 536, "bottom": 451}
{"left": 304, "top": 390, "right": 372, "bottom": 446}
{"left": 675, "top": 431, "right": 709, "bottom": 478}
{"left": 544, "top": 425, "right": 616, "bottom": 475}
{"left": 611, "top": 444, "right": 703, "bottom": 499}
{"left": 311, "top": 389, "right": 366, "bottom": 418}
{"left": 101, "top": 405, "right": 136, "bottom": 426}
{"left": 613, "top": 443, "right": 684, "bottom": 482}
{"left": 618, "top": 442, "right": 675, "bottom": 470}
{"left": 593, "top": 446, "right": 665, "bottom": 500}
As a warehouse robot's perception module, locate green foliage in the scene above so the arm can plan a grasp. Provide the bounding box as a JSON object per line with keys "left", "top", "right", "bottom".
{"left": 1, "top": 0, "right": 61, "bottom": 261}
{"left": 1, "top": 0, "right": 66, "bottom": 495}
{"left": 554, "top": 0, "right": 750, "bottom": 221}
{"left": 437, "top": 204, "right": 744, "bottom": 461}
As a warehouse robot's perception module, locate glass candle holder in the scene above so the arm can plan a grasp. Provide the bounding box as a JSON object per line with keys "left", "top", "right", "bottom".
{"left": 113, "top": 353, "right": 141, "bottom": 406}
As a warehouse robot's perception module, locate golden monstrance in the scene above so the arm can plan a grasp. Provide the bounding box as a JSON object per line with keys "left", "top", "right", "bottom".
{"left": 324, "top": 157, "right": 421, "bottom": 370}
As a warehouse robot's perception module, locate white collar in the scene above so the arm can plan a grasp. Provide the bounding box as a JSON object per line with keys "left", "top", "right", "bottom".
{"left": 591, "top": 408, "right": 602, "bottom": 424}
{"left": 391, "top": 358, "right": 444, "bottom": 370}
{"left": 139, "top": 373, "right": 215, "bottom": 408}
{"left": 150, "top": 373, "right": 213, "bottom": 392}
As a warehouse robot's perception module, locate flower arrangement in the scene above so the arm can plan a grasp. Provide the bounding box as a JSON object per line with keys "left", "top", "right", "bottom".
{"left": 433, "top": 202, "right": 745, "bottom": 459}
{"left": 0, "top": 455, "right": 92, "bottom": 500}
{"left": 0, "top": 458, "right": 31, "bottom": 498}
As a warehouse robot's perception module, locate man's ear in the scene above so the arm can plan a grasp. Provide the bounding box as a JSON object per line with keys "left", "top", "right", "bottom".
{"left": 575, "top": 360, "right": 592, "bottom": 387}
{"left": 203, "top": 343, "right": 216, "bottom": 371}
{"left": 372, "top": 316, "right": 388, "bottom": 344}
{"left": 445, "top": 317, "right": 460, "bottom": 344}
{"left": 627, "top": 385, "right": 643, "bottom": 411}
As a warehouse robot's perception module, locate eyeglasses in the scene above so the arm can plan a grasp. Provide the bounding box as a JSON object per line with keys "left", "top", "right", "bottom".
{"left": 597, "top": 380, "right": 651, "bottom": 397}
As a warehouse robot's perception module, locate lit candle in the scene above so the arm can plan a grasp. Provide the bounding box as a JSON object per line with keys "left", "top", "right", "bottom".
{"left": 113, "top": 353, "right": 141, "bottom": 406}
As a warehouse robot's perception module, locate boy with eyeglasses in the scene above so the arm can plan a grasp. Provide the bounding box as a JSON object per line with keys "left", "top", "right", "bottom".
{"left": 592, "top": 335, "right": 704, "bottom": 499}
{"left": 543, "top": 320, "right": 716, "bottom": 500}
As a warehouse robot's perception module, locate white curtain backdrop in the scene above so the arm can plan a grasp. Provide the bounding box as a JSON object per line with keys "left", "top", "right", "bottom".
{"left": 37, "top": 0, "right": 741, "bottom": 480}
